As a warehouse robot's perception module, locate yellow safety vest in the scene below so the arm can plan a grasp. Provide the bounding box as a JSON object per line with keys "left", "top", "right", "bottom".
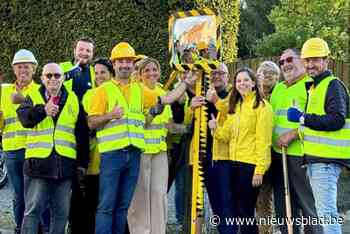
{"left": 82, "top": 89, "right": 100, "bottom": 174}
{"left": 144, "top": 84, "right": 172, "bottom": 154}
{"left": 96, "top": 81, "right": 145, "bottom": 153}
{"left": 270, "top": 76, "right": 311, "bottom": 156}
{"left": 25, "top": 89, "right": 79, "bottom": 159}
{"left": 1, "top": 82, "right": 39, "bottom": 151}
{"left": 59, "top": 61, "right": 95, "bottom": 91}
{"left": 303, "top": 76, "right": 350, "bottom": 159}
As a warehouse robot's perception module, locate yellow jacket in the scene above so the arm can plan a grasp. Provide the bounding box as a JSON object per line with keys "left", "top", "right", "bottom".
{"left": 214, "top": 92, "right": 273, "bottom": 175}
{"left": 212, "top": 86, "right": 232, "bottom": 161}
{"left": 212, "top": 109, "right": 230, "bottom": 161}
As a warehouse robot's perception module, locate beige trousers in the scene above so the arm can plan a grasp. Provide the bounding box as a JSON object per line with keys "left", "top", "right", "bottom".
{"left": 128, "top": 151, "right": 168, "bottom": 234}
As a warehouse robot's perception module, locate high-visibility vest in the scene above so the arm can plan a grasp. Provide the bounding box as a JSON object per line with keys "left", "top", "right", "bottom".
{"left": 1, "top": 82, "right": 39, "bottom": 151}
{"left": 96, "top": 81, "right": 145, "bottom": 153}
{"left": 303, "top": 76, "right": 350, "bottom": 159}
{"left": 25, "top": 89, "right": 79, "bottom": 159}
{"left": 270, "top": 76, "right": 311, "bottom": 156}
{"left": 59, "top": 61, "right": 95, "bottom": 91}
{"left": 144, "top": 84, "right": 171, "bottom": 154}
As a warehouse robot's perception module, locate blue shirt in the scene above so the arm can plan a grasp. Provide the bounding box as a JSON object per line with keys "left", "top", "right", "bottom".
{"left": 72, "top": 63, "right": 92, "bottom": 101}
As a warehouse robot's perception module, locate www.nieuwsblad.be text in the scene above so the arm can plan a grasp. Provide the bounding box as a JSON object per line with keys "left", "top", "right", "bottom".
{"left": 209, "top": 215, "right": 344, "bottom": 227}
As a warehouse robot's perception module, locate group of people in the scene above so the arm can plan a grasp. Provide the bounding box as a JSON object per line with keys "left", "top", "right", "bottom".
{"left": 0, "top": 36, "right": 349, "bottom": 234}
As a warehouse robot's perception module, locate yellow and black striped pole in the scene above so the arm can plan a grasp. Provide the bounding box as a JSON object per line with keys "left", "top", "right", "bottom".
{"left": 167, "top": 8, "right": 221, "bottom": 233}
{"left": 170, "top": 60, "right": 218, "bottom": 234}
{"left": 191, "top": 60, "right": 219, "bottom": 234}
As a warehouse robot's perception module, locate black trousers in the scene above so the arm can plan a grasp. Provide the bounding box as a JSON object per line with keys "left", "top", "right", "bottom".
{"left": 68, "top": 173, "right": 88, "bottom": 234}
{"left": 271, "top": 150, "right": 323, "bottom": 234}
{"left": 205, "top": 160, "right": 259, "bottom": 234}
{"left": 167, "top": 133, "right": 191, "bottom": 192}
{"left": 85, "top": 175, "right": 99, "bottom": 234}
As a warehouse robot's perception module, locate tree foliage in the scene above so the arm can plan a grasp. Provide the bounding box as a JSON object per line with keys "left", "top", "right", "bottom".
{"left": 0, "top": 0, "right": 240, "bottom": 82}
{"left": 237, "top": 0, "right": 279, "bottom": 59}
{"left": 196, "top": 0, "right": 240, "bottom": 63}
{"left": 0, "top": 0, "right": 169, "bottom": 81}
{"left": 254, "top": 0, "right": 349, "bottom": 62}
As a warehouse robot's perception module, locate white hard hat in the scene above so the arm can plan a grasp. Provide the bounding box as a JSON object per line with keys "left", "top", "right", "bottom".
{"left": 12, "top": 49, "right": 38, "bottom": 65}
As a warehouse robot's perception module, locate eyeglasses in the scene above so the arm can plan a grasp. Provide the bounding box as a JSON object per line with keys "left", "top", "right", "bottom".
{"left": 211, "top": 71, "right": 227, "bottom": 76}
{"left": 44, "top": 73, "right": 62, "bottom": 80}
{"left": 278, "top": 57, "right": 298, "bottom": 66}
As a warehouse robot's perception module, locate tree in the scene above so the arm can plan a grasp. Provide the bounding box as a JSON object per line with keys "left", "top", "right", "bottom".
{"left": 0, "top": 0, "right": 240, "bottom": 81}
{"left": 237, "top": 0, "right": 280, "bottom": 59}
{"left": 195, "top": 0, "right": 240, "bottom": 63}
{"left": 254, "top": 0, "right": 349, "bottom": 62}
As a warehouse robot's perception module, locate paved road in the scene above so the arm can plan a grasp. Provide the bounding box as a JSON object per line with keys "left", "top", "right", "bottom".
{"left": 1, "top": 172, "right": 350, "bottom": 233}
{"left": 0, "top": 182, "right": 14, "bottom": 233}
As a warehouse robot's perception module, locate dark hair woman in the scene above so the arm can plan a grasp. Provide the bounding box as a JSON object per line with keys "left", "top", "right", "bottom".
{"left": 208, "top": 67, "right": 273, "bottom": 234}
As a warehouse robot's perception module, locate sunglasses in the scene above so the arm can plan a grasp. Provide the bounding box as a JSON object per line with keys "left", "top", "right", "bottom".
{"left": 278, "top": 57, "right": 298, "bottom": 66}
{"left": 44, "top": 73, "right": 62, "bottom": 80}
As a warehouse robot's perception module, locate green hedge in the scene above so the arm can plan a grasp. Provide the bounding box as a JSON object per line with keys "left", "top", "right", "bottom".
{"left": 0, "top": 0, "right": 239, "bottom": 82}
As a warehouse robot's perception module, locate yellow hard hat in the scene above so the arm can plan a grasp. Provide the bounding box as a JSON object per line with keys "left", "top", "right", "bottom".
{"left": 110, "top": 42, "right": 137, "bottom": 61}
{"left": 197, "top": 41, "right": 208, "bottom": 50}
{"left": 301, "top": 38, "right": 330, "bottom": 59}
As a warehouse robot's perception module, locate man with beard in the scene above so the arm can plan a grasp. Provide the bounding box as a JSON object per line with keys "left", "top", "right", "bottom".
{"left": 60, "top": 37, "right": 93, "bottom": 234}
{"left": 270, "top": 48, "right": 322, "bottom": 234}
{"left": 88, "top": 42, "right": 197, "bottom": 234}
{"left": 60, "top": 37, "right": 95, "bottom": 100}
{"left": 287, "top": 38, "right": 349, "bottom": 234}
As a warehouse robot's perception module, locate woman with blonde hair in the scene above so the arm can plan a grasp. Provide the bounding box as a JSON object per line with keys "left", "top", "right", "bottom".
{"left": 127, "top": 57, "right": 172, "bottom": 234}
{"left": 209, "top": 67, "right": 273, "bottom": 234}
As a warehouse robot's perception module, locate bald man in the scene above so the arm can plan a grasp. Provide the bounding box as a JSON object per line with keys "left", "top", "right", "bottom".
{"left": 17, "top": 63, "right": 89, "bottom": 234}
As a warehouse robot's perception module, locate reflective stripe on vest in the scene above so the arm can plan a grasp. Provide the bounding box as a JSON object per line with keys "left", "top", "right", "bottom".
{"left": 270, "top": 77, "right": 310, "bottom": 156}
{"left": 273, "top": 126, "right": 295, "bottom": 136}
{"left": 144, "top": 121, "right": 166, "bottom": 154}
{"left": 1, "top": 82, "right": 38, "bottom": 151}
{"left": 26, "top": 140, "right": 76, "bottom": 150}
{"left": 25, "top": 89, "right": 79, "bottom": 159}
{"left": 96, "top": 81, "right": 145, "bottom": 153}
{"left": 4, "top": 117, "right": 16, "bottom": 125}
{"left": 98, "top": 132, "right": 144, "bottom": 143}
{"left": 303, "top": 76, "right": 350, "bottom": 159}
{"left": 143, "top": 85, "right": 170, "bottom": 154}
{"left": 3, "top": 130, "right": 28, "bottom": 138}
{"left": 275, "top": 109, "right": 288, "bottom": 116}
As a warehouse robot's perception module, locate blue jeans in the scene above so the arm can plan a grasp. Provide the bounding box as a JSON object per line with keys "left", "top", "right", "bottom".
{"left": 21, "top": 176, "right": 71, "bottom": 234}
{"left": 95, "top": 147, "right": 141, "bottom": 234}
{"left": 4, "top": 149, "right": 25, "bottom": 231}
{"left": 307, "top": 163, "right": 342, "bottom": 234}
